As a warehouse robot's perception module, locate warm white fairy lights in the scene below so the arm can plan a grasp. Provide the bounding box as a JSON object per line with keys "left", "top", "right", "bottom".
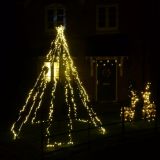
{"left": 11, "top": 26, "right": 106, "bottom": 148}
{"left": 120, "top": 90, "right": 139, "bottom": 122}
{"left": 11, "top": 69, "right": 47, "bottom": 139}
{"left": 142, "top": 82, "right": 156, "bottom": 122}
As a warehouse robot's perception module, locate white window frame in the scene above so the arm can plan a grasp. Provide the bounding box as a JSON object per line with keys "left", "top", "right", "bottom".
{"left": 45, "top": 4, "right": 66, "bottom": 33}
{"left": 96, "top": 4, "right": 119, "bottom": 31}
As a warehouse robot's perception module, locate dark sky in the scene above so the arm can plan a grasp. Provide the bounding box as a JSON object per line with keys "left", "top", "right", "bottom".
{"left": 1, "top": 2, "right": 15, "bottom": 84}
{"left": 0, "top": 1, "right": 21, "bottom": 128}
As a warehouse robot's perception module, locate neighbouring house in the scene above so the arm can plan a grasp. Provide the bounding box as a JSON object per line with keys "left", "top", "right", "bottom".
{"left": 16, "top": 0, "right": 154, "bottom": 107}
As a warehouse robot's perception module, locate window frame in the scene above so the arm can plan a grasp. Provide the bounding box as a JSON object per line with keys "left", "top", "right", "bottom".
{"left": 45, "top": 4, "right": 66, "bottom": 33}
{"left": 96, "top": 4, "right": 119, "bottom": 32}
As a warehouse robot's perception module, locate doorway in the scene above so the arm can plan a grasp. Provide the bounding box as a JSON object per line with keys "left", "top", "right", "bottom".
{"left": 96, "top": 59, "right": 117, "bottom": 102}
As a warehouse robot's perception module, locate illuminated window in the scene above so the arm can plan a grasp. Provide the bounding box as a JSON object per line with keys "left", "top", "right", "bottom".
{"left": 44, "top": 62, "right": 51, "bottom": 82}
{"left": 44, "top": 62, "right": 59, "bottom": 81}
{"left": 96, "top": 4, "right": 118, "bottom": 31}
{"left": 45, "top": 4, "right": 66, "bottom": 33}
{"left": 53, "top": 62, "right": 59, "bottom": 80}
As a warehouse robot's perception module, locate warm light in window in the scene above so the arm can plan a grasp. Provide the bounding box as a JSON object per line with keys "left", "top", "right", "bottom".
{"left": 44, "top": 62, "right": 59, "bottom": 81}
{"left": 54, "top": 62, "right": 59, "bottom": 80}
{"left": 44, "top": 62, "right": 51, "bottom": 82}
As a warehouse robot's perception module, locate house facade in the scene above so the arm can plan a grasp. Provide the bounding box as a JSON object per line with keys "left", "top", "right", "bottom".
{"left": 16, "top": 0, "right": 153, "bottom": 105}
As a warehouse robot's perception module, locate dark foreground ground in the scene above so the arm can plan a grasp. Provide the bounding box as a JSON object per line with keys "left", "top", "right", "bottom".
{"left": 0, "top": 128, "right": 159, "bottom": 160}
{"left": 45, "top": 130, "right": 160, "bottom": 160}
{"left": 1, "top": 102, "right": 159, "bottom": 160}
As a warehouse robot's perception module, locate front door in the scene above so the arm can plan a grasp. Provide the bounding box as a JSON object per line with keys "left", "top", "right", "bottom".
{"left": 97, "top": 59, "right": 117, "bottom": 102}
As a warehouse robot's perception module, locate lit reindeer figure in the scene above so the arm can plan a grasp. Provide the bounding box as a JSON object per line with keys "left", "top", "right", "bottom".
{"left": 141, "top": 82, "right": 156, "bottom": 122}
{"left": 120, "top": 90, "right": 139, "bottom": 122}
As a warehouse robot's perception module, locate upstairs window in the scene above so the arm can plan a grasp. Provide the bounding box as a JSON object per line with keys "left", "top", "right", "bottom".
{"left": 45, "top": 4, "right": 66, "bottom": 33}
{"left": 96, "top": 4, "right": 118, "bottom": 31}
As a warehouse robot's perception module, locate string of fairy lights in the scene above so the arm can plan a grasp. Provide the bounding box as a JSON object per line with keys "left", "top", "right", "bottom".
{"left": 11, "top": 26, "right": 106, "bottom": 149}
{"left": 120, "top": 82, "right": 156, "bottom": 122}
{"left": 11, "top": 69, "right": 48, "bottom": 139}
{"left": 120, "top": 90, "right": 139, "bottom": 122}
{"left": 11, "top": 25, "right": 156, "bottom": 149}
{"left": 142, "top": 82, "right": 156, "bottom": 122}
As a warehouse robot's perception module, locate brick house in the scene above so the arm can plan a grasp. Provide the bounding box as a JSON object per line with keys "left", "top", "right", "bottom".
{"left": 16, "top": 0, "right": 153, "bottom": 106}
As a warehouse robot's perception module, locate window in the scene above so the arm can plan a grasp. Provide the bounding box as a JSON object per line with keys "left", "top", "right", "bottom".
{"left": 44, "top": 62, "right": 51, "bottom": 82}
{"left": 96, "top": 4, "right": 118, "bottom": 31}
{"left": 45, "top": 4, "right": 66, "bottom": 32}
{"left": 44, "top": 62, "right": 59, "bottom": 82}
